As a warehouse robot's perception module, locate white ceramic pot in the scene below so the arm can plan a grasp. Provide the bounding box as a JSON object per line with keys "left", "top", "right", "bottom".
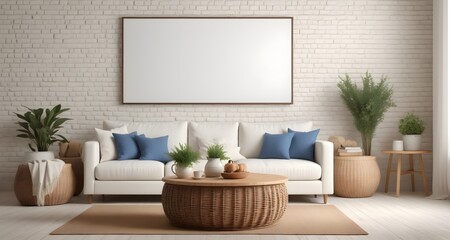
{"left": 171, "top": 163, "right": 193, "bottom": 178}
{"left": 403, "top": 135, "right": 422, "bottom": 151}
{"left": 25, "top": 151, "right": 55, "bottom": 162}
{"left": 205, "top": 158, "right": 223, "bottom": 177}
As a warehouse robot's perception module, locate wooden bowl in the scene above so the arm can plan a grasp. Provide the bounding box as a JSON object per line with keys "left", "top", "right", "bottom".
{"left": 221, "top": 171, "right": 249, "bottom": 179}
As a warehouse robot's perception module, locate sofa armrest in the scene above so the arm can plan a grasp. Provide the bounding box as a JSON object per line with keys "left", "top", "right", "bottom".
{"left": 82, "top": 141, "right": 100, "bottom": 195}
{"left": 315, "top": 140, "right": 334, "bottom": 194}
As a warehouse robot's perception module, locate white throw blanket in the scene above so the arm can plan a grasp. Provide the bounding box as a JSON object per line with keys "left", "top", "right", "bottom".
{"left": 27, "top": 159, "right": 65, "bottom": 206}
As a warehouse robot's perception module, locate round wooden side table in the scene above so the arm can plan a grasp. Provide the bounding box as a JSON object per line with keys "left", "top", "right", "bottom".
{"left": 14, "top": 163, "right": 75, "bottom": 206}
{"left": 334, "top": 155, "right": 381, "bottom": 198}
{"left": 162, "top": 173, "right": 288, "bottom": 230}
{"left": 382, "top": 150, "right": 432, "bottom": 197}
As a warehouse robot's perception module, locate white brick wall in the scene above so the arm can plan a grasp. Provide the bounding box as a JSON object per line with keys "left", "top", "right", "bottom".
{"left": 0, "top": 0, "right": 433, "bottom": 192}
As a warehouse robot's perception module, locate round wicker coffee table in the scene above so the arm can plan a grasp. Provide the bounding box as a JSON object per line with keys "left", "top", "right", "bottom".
{"left": 162, "top": 173, "right": 288, "bottom": 230}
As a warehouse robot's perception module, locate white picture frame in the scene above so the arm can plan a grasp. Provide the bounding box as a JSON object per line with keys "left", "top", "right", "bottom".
{"left": 122, "top": 17, "right": 293, "bottom": 104}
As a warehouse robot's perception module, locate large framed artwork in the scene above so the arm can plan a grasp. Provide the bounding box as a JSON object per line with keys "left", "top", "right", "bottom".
{"left": 122, "top": 17, "right": 293, "bottom": 104}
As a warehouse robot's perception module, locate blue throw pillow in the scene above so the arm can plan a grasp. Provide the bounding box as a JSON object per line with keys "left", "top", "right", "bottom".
{"left": 258, "top": 132, "right": 295, "bottom": 159}
{"left": 135, "top": 135, "right": 171, "bottom": 162}
{"left": 288, "top": 128, "right": 320, "bottom": 161}
{"left": 113, "top": 132, "right": 140, "bottom": 160}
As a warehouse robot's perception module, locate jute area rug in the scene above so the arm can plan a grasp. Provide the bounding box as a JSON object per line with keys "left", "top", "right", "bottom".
{"left": 52, "top": 204, "right": 367, "bottom": 235}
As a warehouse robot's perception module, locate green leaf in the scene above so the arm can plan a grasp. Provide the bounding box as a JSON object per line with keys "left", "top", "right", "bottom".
{"left": 17, "top": 122, "right": 29, "bottom": 130}
{"left": 16, "top": 134, "right": 29, "bottom": 138}
{"left": 51, "top": 118, "right": 70, "bottom": 129}
{"left": 28, "top": 144, "right": 36, "bottom": 152}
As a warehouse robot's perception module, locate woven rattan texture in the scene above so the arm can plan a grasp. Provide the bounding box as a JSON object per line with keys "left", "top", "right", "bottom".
{"left": 162, "top": 183, "right": 288, "bottom": 230}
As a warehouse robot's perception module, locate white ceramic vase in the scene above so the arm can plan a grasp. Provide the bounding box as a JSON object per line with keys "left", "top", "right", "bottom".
{"left": 171, "top": 163, "right": 193, "bottom": 178}
{"left": 25, "top": 151, "right": 55, "bottom": 162}
{"left": 205, "top": 158, "right": 223, "bottom": 177}
{"left": 403, "top": 135, "right": 422, "bottom": 151}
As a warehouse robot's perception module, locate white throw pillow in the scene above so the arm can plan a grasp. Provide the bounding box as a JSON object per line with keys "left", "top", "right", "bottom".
{"left": 95, "top": 125, "right": 128, "bottom": 162}
{"left": 188, "top": 122, "right": 239, "bottom": 152}
{"left": 197, "top": 137, "right": 246, "bottom": 161}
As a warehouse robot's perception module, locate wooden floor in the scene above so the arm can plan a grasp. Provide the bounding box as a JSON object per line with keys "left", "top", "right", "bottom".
{"left": 1, "top": 192, "right": 449, "bottom": 240}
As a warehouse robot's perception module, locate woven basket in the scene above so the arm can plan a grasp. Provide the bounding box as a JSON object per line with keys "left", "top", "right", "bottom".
{"left": 334, "top": 156, "right": 381, "bottom": 198}
{"left": 14, "top": 164, "right": 75, "bottom": 206}
{"left": 162, "top": 183, "right": 288, "bottom": 230}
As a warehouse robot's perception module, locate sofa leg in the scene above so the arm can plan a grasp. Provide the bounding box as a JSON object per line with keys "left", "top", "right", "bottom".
{"left": 86, "top": 195, "right": 93, "bottom": 204}
{"left": 323, "top": 194, "right": 328, "bottom": 204}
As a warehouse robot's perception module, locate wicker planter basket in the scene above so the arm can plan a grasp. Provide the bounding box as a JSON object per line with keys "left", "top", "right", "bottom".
{"left": 334, "top": 156, "right": 381, "bottom": 198}
{"left": 14, "top": 164, "right": 75, "bottom": 206}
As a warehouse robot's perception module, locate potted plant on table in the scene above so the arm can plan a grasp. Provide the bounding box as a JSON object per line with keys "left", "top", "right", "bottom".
{"left": 336, "top": 71, "right": 396, "bottom": 197}
{"left": 205, "top": 143, "right": 228, "bottom": 177}
{"left": 15, "top": 104, "right": 71, "bottom": 161}
{"left": 399, "top": 113, "right": 425, "bottom": 150}
{"left": 168, "top": 144, "right": 200, "bottom": 178}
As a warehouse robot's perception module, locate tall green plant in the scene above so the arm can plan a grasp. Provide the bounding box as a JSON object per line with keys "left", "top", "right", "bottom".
{"left": 15, "top": 104, "right": 71, "bottom": 152}
{"left": 337, "top": 72, "right": 396, "bottom": 155}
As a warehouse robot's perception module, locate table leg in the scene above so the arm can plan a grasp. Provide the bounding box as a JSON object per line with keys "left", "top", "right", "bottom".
{"left": 419, "top": 154, "right": 429, "bottom": 196}
{"left": 385, "top": 154, "right": 393, "bottom": 193}
{"left": 409, "top": 154, "right": 415, "bottom": 192}
{"left": 396, "top": 154, "right": 402, "bottom": 197}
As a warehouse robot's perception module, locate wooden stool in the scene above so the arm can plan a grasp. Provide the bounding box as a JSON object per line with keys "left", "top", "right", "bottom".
{"left": 382, "top": 150, "right": 432, "bottom": 197}
{"left": 14, "top": 163, "right": 75, "bottom": 206}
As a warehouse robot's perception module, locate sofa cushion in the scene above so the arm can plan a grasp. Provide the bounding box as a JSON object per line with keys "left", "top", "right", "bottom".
{"left": 95, "top": 125, "right": 128, "bottom": 162}
{"left": 239, "top": 122, "right": 313, "bottom": 158}
{"left": 103, "top": 120, "right": 187, "bottom": 151}
{"left": 197, "top": 137, "right": 246, "bottom": 161}
{"left": 258, "top": 132, "right": 295, "bottom": 159}
{"left": 188, "top": 122, "right": 239, "bottom": 152}
{"left": 95, "top": 160, "right": 164, "bottom": 180}
{"left": 288, "top": 129, "right": 320, "bottom": 161}
{"left": 135, "top": 135, "right": 171, "bottom": 162}
{"left": 235, "top": 159, "right": 321, "bottom": 180}
{"left": 113, "top": 132, "right": 140, "bottom": 160}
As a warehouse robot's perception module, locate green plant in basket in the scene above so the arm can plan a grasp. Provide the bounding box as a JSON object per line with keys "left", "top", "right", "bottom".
{"left": 168, "top": 144, "right": 200, "bottom": 168}
{"left": 337, "top": 71, "right": 396, "bottom": 155}
{"left": 14, "top": 104, "right": 71, "bottom": 151}
{"left": 399, "top": 113, "right": 425, "bottom": 135}
{"left": 206, "top": 143, "right": 228, "bottom": 160}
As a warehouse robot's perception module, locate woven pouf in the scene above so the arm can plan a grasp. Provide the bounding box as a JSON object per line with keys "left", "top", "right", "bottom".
{"left": 334, "top": 156, "right": 381, "bottom": 198}
{"left": 162, "top": 183, "right": 288, "bottom": 230}
{"left": 14, "top": 164, "right": 75, "bottom": 206}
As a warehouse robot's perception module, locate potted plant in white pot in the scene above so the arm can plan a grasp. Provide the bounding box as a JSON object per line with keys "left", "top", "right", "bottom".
{"left": 205, "top": 143, "right": 228, "bottom": 177}
{"left": 169, "top": 144, "right": 200, "bottom": 178}
{"left": 399, "top": 113, "right": 425, "bottom": 150}
{"left": 336, "top": 72, "right": 396, "bottom": 197}
{"left": 15, "top": 104, "right": 71, "bottom": 161}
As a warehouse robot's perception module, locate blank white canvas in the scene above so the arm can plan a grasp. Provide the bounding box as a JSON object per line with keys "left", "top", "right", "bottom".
{"left": 123, "top": 18, "right": 292, "bottom": 104}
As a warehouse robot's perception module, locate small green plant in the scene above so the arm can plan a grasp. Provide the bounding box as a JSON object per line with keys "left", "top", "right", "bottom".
{"left": 15, "top": 104, "right": 71, "bottom": 152}
{"left": 337, "top": 71, "right": 396, "bottom": 155}
{"left": 206, "top": 143, "right": 228, "bottom": 160}
{"left": 399, "top": 113, "right": 425, "bottom": 135}
{"left": 168, "top": 144, "right": 200, "bottom": 168}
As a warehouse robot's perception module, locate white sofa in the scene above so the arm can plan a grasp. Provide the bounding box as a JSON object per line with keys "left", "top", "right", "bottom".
{"left": 83, "top": 121, "right": 334, "bottom": 203}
